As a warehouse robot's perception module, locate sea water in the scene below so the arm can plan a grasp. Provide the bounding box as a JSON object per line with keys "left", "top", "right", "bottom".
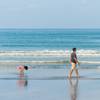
{"left": 0, "top": 29, "right": 100, "bottom": 69}
{"left": 0, "top": 29, "right": 100, "bottom": 100}
{"left": 0, "top": 28, "right": 100, "bottom": 50}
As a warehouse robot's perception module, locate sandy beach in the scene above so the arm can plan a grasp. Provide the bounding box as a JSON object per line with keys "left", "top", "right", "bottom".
{"left": 0, "top": 68, "right": 99, "bottom": 100}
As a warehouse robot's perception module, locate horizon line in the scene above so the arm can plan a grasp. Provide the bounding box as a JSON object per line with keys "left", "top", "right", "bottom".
{"left": 0, "top": 27, "right": 100, "bottom": 29}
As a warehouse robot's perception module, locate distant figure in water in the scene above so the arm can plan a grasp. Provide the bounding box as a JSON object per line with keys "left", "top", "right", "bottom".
{"left": 68, "top": 48, "right": 80, "bottom": 78}
{"left": 17, "top": 65, "right": 31, "bottom": 74}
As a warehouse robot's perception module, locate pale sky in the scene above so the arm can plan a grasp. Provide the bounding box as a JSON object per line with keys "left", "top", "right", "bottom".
{"left": 0, "top": 0, "right": 100, "bottom": 28}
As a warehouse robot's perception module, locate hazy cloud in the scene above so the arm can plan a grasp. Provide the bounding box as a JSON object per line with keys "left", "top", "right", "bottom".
{"left": 0, "top": 0, "right": 99, "bottom": 28}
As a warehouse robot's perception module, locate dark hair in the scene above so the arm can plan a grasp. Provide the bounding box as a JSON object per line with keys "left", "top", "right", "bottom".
{"left": 72, "top": 48, "right": 76, "bottom": 51}
{"left": 24, "top": 66, "right": 28, "bottom": 70}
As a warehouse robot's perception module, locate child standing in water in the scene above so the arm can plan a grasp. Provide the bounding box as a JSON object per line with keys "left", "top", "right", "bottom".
{"left": 68, "top": 48, "right": 79, "bottom": 78}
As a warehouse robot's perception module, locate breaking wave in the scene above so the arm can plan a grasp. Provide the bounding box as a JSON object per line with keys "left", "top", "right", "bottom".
{"left": 0, "top": 49, "right": 99, "bottom": 56}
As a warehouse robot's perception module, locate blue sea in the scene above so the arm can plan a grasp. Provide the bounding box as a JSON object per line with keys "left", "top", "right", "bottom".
{"left": 0, "top": 28, "right": 100, "bottom": 50}
{"left": 0, "top": 28, "right": 100, "bottom": 69}
{"left": 0, "top": 29, "right": 100, "bottom": 100}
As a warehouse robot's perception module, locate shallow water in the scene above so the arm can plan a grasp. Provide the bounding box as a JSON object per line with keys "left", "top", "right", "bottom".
{"left": 0, "top": 69, "right": 100, "bottom": 100}
{"left": 0, "top": 29, "right": 100, "bottom": 69}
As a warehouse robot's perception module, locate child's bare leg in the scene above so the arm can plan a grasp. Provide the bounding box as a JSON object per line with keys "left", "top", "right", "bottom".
{"left": 68, "top": 69, "right": 73, "bottom": 78}
{"left": 75, "top": 69, "right": 79, "bottom": 78}
{"left": 68, "top": 63, "right": 76, "bottom": 78}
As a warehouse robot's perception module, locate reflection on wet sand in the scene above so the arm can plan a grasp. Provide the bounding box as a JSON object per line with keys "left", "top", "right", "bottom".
{"left": 68, "top": 79, "right": 78, "bottom": 100}
{"left": 17, "top": 73, "right": 28, "bottom": 88}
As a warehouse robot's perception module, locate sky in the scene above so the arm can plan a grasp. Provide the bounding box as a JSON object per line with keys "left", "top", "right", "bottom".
{"left": 0, "top": 0, "right": 100, "bottom": 28}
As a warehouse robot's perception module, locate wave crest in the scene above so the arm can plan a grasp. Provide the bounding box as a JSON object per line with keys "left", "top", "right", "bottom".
{"left": 0, "top": 49, "right": 99, "bottom": 56}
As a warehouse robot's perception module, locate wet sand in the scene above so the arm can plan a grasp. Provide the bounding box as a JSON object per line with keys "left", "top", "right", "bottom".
{"left": 0, "top": 69, "right": 100, "bottom": 100}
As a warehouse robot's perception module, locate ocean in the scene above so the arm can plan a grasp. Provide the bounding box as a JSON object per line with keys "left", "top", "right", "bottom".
{"left": 0, "top": 28, "right": 100, "bottom": 50}
{"left": 0, "top": 28, "right": 100, "bottom": 69}
{"left": 0, "top": 29, "right": 100, "bottom": 100}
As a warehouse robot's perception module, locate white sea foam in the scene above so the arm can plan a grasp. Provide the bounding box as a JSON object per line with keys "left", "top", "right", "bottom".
{"left": 0, "top": 60, "right": 66, "bottom": 64}
{"left": 77, "top": 49, "right": 100, "bottom": 56}
{"left": 0, "top": 60, "right": 99, "bottom": 65}
{"left": 0, "top": 49, "right": 99, "bottom": 56}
